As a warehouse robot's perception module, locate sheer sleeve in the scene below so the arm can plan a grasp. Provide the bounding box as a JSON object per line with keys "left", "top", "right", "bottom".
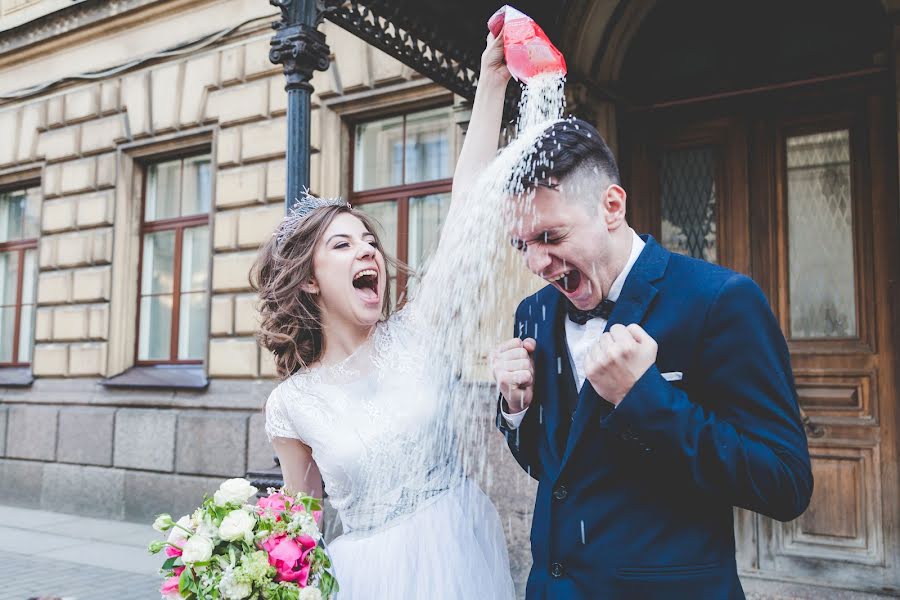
{"left": 264, "top": 386, "right": 303, "bottom": 442}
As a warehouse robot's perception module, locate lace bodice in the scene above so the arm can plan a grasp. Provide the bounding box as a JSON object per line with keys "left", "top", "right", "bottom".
{"left": 265, "top": 307, "right": 461, "bottom": 535}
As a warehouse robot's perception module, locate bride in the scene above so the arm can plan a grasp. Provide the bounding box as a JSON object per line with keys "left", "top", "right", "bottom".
{"left": 253, "top": 30, "right": 516, "bottom": 599}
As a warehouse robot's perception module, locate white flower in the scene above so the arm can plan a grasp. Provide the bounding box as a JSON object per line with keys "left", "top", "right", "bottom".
{"left": 167, "top": 515, "right": 192, "bottom": 547}
{"left": 152, "top": 513, "right": 174, "bottom": 532}
{"left": 214, "top": 478, "right": 258, "bottom": 506}
{"left": 219, "top": 509, "right": 256, "bottom": 542}
{"left": 181, "top": 535, "right": 214, "bottom": 563}
{"left": 299, "top": 588, "right": 323, "bottom": 600}
{"left": 219, "top": 567, "right": 252, "bottom": 600}
{"left": 197, "top": 513, "right": 220, "bottom": 542}
{"left": 289, "top": 510, "right": 321, "bottom": 542}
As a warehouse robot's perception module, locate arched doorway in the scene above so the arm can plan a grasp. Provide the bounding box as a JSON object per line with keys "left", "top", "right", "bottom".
{"left": 616, "top": 0, "right": 900, "bottom": 595}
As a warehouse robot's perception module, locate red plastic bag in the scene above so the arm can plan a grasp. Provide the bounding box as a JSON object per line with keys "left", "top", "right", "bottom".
{"left": 487, "top": 5, "right": 567, "bottom": 82}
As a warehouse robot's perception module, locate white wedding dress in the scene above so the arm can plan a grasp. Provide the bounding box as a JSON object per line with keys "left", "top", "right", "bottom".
{"left": 265, "top": 306, "right": 516, "bottom": 599}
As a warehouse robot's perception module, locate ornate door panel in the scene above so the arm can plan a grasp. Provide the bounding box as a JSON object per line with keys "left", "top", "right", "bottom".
{"left": 623, "top": 87, "right": 900, "bottom": 595}
{"left": 754, "top": 94, "right": 900, "bottom": 594}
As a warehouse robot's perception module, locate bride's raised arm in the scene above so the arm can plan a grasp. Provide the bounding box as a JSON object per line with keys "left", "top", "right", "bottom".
{"left": 399, "top": 30, "right": 511, "bottom": 314}
{"left": 447, "top": 30, "right": 510, "bottom": 219}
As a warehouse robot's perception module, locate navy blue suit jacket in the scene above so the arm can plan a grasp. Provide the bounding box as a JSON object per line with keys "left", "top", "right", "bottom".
{"left": 497, "top": 235, "right": 812, "bottom": 600}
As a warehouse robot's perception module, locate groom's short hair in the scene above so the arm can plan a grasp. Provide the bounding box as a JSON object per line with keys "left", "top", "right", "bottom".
{"left": 519, "top": 117, "right": 621, "bottom": 192}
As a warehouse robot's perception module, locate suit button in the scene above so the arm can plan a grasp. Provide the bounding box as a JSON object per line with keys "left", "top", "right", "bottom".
{"left": 553, "top": 485, "right": 568, "bottom": 500}
{"left": 620, "top": 426, "right": 637, "bottom": 442}
{"left": 550, "top": 562, "right": 564, "bottom": 578}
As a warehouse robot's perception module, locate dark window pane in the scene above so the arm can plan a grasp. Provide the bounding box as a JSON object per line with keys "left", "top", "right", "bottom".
{"left": 659, "top": 146, "right": 718, "bottom": 263}
{"left": 178, "top": 292, "right": 208, "bottom": 360}
{"left": 354, "top": 116, "right": 404, "bottom": 191}
{"left": 404, "top": 107, "right": 454, "bottom": 184}
{"left": 0, "top": 305, "right": 14, "bottom": 363}
{"left": 146, "top": 160, "right": 182, "bottom": 221}
{"left": 20, "top": 248, "right": 36, "bottom": 305}
{"left": 180, "top": 226, "right": 209, "bottom": 293}
{"left": 182, "top": 157, "right": 212, "bottom": 216}
{"left": 24, "top": 187, "right": 41, "bottom": 239}
{"left": 138, "top": 295, "right": 173, "bottom": 360}
{"left": 18, "top": 303, "right": 33, "bottom": 363}
{"left": 408, "top": 191, "right": 451, "bottom": 274}
{"left": 0, "top": 191, "right": 26, "bottom": 243}
{"left": 141, "top": 231, "right": 176, "bottom": 295}
{"left": 0, "top": 251, "right": 18, "bottom": 305}
{"left": 787, "top": 130, "right": 856, "bottom": 339}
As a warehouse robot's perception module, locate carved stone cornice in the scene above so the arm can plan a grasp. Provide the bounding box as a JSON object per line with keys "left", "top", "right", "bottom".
{"left": 0, "top": 0, "right": 159, "bottom": 56}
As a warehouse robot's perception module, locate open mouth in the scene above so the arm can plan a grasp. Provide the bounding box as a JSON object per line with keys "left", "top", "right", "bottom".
{"left": 546, "top": 269, "right": 582, "bottom": 294}
{"left": 352, "top": 268, "right": 380, "bottom": 305}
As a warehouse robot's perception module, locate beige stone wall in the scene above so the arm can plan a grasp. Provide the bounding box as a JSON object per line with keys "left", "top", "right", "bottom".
{"left": 0, "top": 4, "right": 535, "bottom": 596}
{"left": 0, "top": 12, "right": 447, "bottom": 380}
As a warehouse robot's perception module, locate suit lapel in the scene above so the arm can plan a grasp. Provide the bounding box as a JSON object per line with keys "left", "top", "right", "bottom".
{"left": 559, "top": 235, "right": 670, "bottom": 468}
{"left": 538, "top": 290, "right": 577, "bottom": 470}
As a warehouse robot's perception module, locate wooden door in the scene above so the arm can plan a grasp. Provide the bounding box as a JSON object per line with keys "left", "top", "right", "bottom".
{"left": 623, "top": 82, "right": 900, "bottom": 595}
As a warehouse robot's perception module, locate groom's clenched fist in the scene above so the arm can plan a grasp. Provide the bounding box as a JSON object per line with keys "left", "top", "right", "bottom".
{"left": 491, "top": 337, "right": 536, "bottom": 413}
{"left": 585, "top": 323, "right": 658, "bottom": 406}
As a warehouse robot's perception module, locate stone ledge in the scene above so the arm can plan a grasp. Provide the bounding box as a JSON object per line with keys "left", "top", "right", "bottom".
{"left": 0, "top": 367, "right": 34, "bottom": 387}
{"left": 101, "top": 365, "right": 208, "bottom": 390}
{"left": 1, "top": 377, "right": 275, "bottom": 410}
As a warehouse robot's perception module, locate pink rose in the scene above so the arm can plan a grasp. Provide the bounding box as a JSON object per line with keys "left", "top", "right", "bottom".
{"left": 160, "top": 575, "right": 180, "bottom": 598}
{"left": 257, "top": 492, "right": 286, "bottom": 511}
{"left": 165, "top": 544, "right": 182, "bottom": 558}
{"left": 260, "top": 533, "right": 316, "bottom": 585}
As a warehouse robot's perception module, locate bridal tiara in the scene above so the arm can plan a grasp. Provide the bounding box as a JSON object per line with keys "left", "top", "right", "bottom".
{"left": 274, "top": 189, "right": 351, "bottom": 247}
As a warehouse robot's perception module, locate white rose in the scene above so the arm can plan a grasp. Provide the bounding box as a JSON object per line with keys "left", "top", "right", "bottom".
{"left": 219, "top": 509, "right": 256, "bottom": 542}
{"left": 298, "top": 588, "right": 322, "bottom": 600}
{"left": 214, "top": 478, "right": 258, "bottom": 505}
{"left": 181, "top": 535, "right": 214, "bottom": 563}
{"left": 167, "top": 515, "right": 192, "bottom": 546}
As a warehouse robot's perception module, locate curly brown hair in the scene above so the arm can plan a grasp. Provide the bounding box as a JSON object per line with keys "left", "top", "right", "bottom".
{"left": 251, "top": 205, "right": 400, "bottom": 379}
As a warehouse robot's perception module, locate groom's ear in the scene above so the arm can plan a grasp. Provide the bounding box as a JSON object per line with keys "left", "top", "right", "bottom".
{"left": 602, "top": 184, "right": 627, "bottom": 228}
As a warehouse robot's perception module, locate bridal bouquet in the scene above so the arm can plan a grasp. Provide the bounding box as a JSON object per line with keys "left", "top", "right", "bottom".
{"left": 149, "top": 478, "right": 338, "bottom": 600}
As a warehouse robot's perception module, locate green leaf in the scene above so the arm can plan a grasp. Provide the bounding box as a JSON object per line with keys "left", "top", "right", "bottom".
{"left": 178, "top": 568, "right": 192, "bottom": 594}
{"left": 161, "top": 556, "right": 178, "bottom": 570}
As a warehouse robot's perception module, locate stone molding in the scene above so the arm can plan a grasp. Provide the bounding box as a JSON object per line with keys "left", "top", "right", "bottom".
{"left": 0, "top": 0, "right": 158, "bottom": 55}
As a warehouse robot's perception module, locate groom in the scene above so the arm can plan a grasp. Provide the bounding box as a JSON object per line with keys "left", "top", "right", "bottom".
{"left": 478, "top": 56, "right": 813, "bottom": 600}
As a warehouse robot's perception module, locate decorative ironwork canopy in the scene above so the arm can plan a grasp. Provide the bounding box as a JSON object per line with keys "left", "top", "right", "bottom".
{"left": 321, "top": 0, "right": 574, "bottom": 101}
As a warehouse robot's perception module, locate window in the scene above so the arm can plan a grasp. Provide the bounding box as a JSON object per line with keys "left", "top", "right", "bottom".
{"left": 351, "top": 106, "right": 455, "bottom": 297}
{"left": 786, "top": 129, "right": 855, "bottom": 339}
{"left": 136, "top": 155, "right": 211, "bottom": 364}
{"left": 0, "top": 185, "right": 39, "bottom": 368}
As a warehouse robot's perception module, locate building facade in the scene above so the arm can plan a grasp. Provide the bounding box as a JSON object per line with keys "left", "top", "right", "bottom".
{"left": 1, "top": 0, "right": 899, "bottom": 598}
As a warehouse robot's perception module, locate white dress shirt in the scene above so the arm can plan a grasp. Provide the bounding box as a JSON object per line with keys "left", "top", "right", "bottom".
{"left": 502, "top": 230, "right": 646, "bottom": 429}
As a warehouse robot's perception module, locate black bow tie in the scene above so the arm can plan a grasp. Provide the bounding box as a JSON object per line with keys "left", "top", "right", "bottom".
{"left": 566, "top": 298, "right": 616, "bottom": 325}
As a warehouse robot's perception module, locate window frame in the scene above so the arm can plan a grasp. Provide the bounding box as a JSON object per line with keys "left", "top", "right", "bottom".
{"left": 134, "top": 152, "right": 212, "bottom": 366}
{"left": 0, "top": 180, "right": 40, "bottom": 369}
{"left": 0, "top": 238, "right": 38, "bottom": 367}
{"left": 349, "top": 106, "right": 454, "bottom": 295}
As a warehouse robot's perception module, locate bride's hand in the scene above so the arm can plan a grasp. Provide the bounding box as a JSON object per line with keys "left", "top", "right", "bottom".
{"left": 481, "top": 28, "right": 511, "bottom": 85}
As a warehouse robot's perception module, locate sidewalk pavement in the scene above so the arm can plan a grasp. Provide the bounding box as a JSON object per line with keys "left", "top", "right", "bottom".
{"left": 0, "top": 504, "right": 160, "bottom": 600}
